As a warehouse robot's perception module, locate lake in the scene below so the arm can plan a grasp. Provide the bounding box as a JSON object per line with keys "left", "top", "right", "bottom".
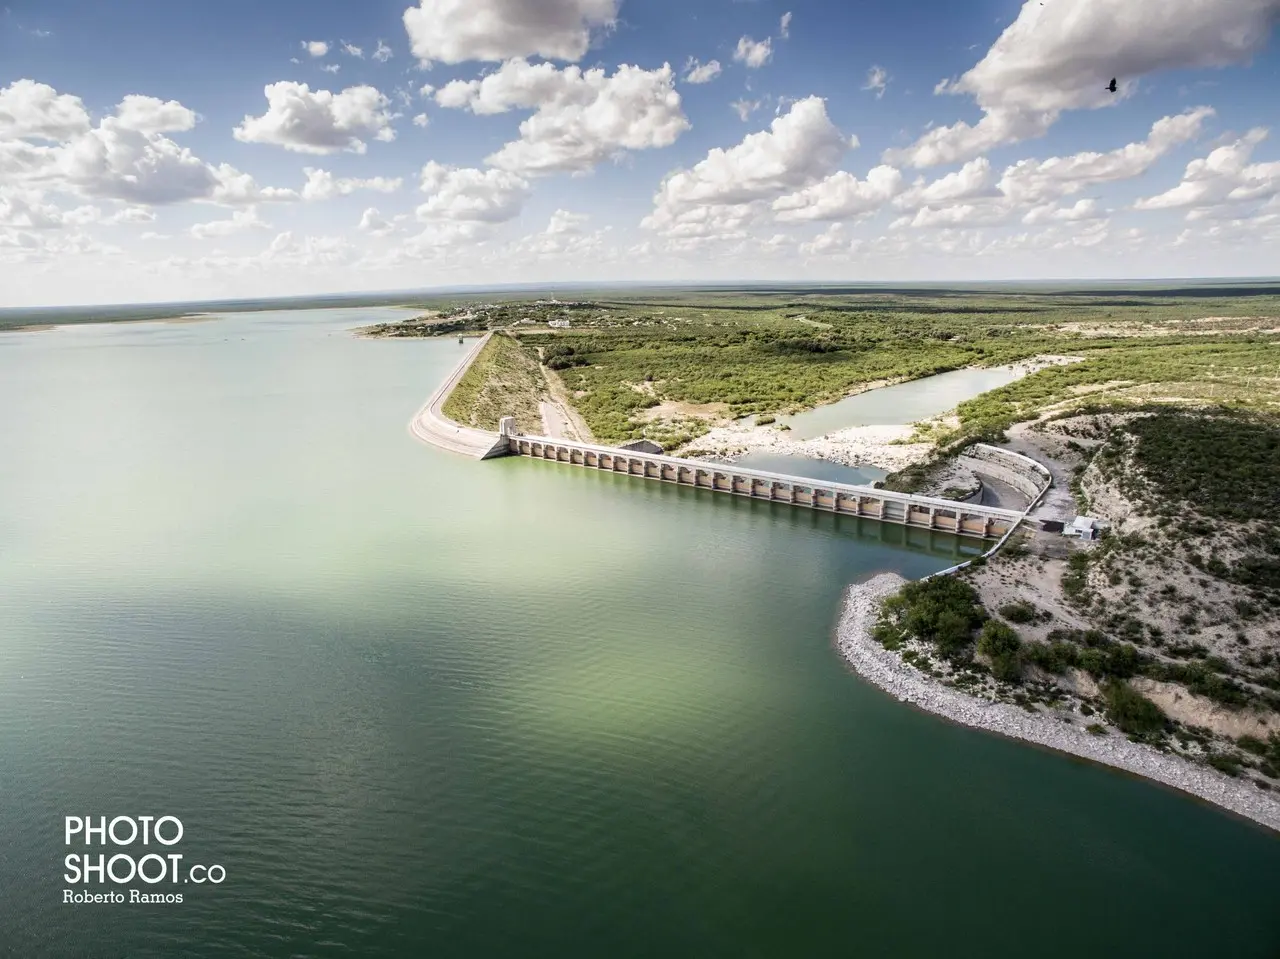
{"left": 1, "top": 309, "right": 1276, "bottom": 958}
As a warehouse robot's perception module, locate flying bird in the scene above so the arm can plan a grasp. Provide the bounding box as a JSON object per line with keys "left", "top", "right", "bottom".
{"left": 1107, "top": 77, "right": 1118, "bottom": 93}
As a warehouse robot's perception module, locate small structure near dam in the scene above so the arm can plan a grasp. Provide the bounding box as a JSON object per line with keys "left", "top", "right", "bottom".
{"left": 492, "top": 418, "right": 1020, "bottom": 540}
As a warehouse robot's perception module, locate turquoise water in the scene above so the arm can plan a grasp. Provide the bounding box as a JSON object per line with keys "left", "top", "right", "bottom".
{"left": 0, "top": 310, "right": 1276, "bottom": 958}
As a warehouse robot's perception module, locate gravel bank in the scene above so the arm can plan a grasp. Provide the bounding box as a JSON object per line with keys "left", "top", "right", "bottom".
{"left": 837, "top": 573, "right": 1280, "bottom": 834}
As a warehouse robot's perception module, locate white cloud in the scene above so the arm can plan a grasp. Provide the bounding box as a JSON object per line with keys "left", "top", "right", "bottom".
{"left": 733, "top": 36, "right": 773, "bottom": 69}
{"left": 896, "top": 157, "right": 999, "bottom": 209}
{"left": 412, "top": 113, "right": 429, "bottom": 128}
{"left": 644, "top": 96, "right": 853, "bottom": 236}
{"left": 888, "top": 0, "right": 1280, "bottom": 167}
{"left": 779, "top": 12, "right": 793, "bottom": 39}
{"left": 863, "top": 66, "right": 889, "bottom": 99}
{"left": 683, "top": 58, "right": 722, "bottom": 84}
{"left": 233, "top": 82, "right": 397, "bottom": 154}
{"left": 546, "top": 209, "right": 589, "bottom": 234}
{"left": 191, "top": 206, "right": 269, "bottom": 238}
{"left": 1022, "top": 198, "right": 1106, "bottom": 224}
{"left": 342, "top": 42, "right": 364, "bottom": 58}
{"left": 0, "top": 79, "right": 90, "bottom": 140}
{"left": 403, "top": 0, "right": 619, "bottom": 65}
{"left": 358, "top": 207, "right": 396, "bottom": 235}
{"left": 300, "top": 167, "right": 403, "bottom": 201}
{"left": 436, "top": 59, "right": 688, "bottom": 175}
{"left": 999, "top": 107, "right": 1214, "bottom": 205}
{"left": 303, "top": 41, "right": 329, "bottom": 58}
{"left": 774, "top": 165, "right": 904, "bottom": 222}
{"left": 210, "top": 164, "right": 300, "bottom": 205}
{"left": 1134, "top": 127, "right": 1280, "bottom": 214}
{"left": 731, "top": 98, "right": 762, "bottom": 122}
{"left": 416, "top": 161, "right": 530, "bottom": 222}
{"left": 800, "top": 223, "right": 861, "bottom": 256}
{"left": 322, "top": 64, "right": 342, "bottom": 74}
{"left": 113, "top": 95, "right": 197, "bottom": 133}
{"left": 373, "top": 40, "right": 394, "bottom": 63}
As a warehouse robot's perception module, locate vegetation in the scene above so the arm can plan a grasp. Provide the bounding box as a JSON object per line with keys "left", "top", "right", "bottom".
{"left": 442, "top": 334, "right": 545, "bottom": 433}
{"left": 360, "top": 286, "right": 1280, "bottom": 447}
{"left": 1103, "top": 681, "right": 1167, "bottom": 739}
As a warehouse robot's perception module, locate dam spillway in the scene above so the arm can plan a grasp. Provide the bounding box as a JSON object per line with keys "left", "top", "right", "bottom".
{"left": 494, "top": 418, "right": 1020, "bottom": 540}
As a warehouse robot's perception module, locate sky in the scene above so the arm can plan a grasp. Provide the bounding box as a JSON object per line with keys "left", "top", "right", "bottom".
{"left": 2, "top": 0, "right": 1279, "bottom": 306}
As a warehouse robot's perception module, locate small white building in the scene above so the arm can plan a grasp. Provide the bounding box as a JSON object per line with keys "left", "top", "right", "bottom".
{"left": 1065, "top": 515, "right": 1103, "bottom": 540}
{"left": 548, "top": 318, "right": 571, "bottom": 329}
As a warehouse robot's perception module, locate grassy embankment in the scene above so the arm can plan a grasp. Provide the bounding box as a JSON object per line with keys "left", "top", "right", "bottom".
{"left": 441, "top": 334, "right": 545, "bottom": 435}
{"left": 369, "top": 289, "right": 1280, "bottom": 450}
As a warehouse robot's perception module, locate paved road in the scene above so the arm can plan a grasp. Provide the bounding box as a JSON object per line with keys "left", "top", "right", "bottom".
{"left": 408, "top": 333, "right": 505, "bottom": 458}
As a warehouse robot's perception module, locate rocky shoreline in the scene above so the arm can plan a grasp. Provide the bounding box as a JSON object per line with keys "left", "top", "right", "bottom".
{"left": 837, "top": 573, "right": 1280, "bottom": 834}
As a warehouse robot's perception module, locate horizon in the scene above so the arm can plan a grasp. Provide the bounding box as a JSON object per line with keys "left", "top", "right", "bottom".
{"left": 3, "top": 0, "right": 1280, "bottom": 305}
{"left": 6, "top": 274, "right": 1280, "bottom": 316}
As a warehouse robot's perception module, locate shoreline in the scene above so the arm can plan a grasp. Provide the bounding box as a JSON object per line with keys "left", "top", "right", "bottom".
{"left": 836, "top": 573, "right": 1280, "bottom": 835}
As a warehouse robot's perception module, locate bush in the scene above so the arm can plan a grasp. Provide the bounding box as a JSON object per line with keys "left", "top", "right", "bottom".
{"left": 999, "top": 600, "right": 1038, "bottom": 624}
{"left": 1104, "top": 681, "right": 1166, "bottom": 738}
{"left": 978, "top": 620, "right": 1022, "bottom": 682}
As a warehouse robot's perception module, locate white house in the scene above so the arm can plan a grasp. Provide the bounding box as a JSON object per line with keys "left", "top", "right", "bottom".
{"left": 1065, "top": 516, "right": 1103, "bottom": 540}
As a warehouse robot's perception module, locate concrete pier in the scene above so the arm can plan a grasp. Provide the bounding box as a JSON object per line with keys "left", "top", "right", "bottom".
{"left": 495, "top": 420, "right": 1019, "bottom": 540}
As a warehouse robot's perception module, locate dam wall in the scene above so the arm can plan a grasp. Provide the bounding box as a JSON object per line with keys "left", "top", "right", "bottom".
{"left": 498, "top": 422, "right": 1021, "bottom": 540}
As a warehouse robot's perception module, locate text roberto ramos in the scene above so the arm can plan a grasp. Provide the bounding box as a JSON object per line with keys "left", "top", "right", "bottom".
{"left": 63, "top": 816, "right": 226, "bottom": 905}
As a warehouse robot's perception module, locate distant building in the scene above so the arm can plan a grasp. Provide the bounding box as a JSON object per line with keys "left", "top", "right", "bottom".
{"left": 548, "top": 318, "right": 571, "bottom": 329}
{"left": 1065, "top": 516, "right": 1103, "bottom": 540}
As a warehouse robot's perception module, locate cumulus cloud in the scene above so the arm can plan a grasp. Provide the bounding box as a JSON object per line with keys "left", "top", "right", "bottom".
{"left": 1134, "top": 127, "right": 1280, "bottom": 214}
{"left": 416, "top": 161, "right": 530, "bottom": 222}
{"left": 358, "top": 207, "right": 396, "bottom": 235}
{"left": 683, "top": 58, "right": 721, "bottom": 84}
{"left": 896, "top": 157, "right": 1000, "bottom": 209}
{"left": 0, "top": 79, "right": 90, "bottom": 140}
{"left": 731, "top": 98, "right": 762, "bottom": 122}
{"left": 190, "top": 206, "right": 271, "bottom": 239}
{"left": 435, "top": 59, "right": 688, "bottom": 175}
{"left": 780, "top": 12, "right": 793, "bottom": 39}
{"left": 733, "top": 36, "right": 773, "bottom": 69}
{"left": 233, "top": 82, "right": 397, "bottom": 154}
{"left": 303, "top": 41, "right": 329, "bottom": 58}
{"left": 644, "top": 96, "right": 853, "bottom": 237}
{"left": 774, "top": 165, "right": 904, "bottom": 221}
{"left": 888, "top": 0, "right": 1280, "bottom": 167}
{"left": 1022, "top": 197, "right": 1106, "bottom": 224}
{"left": 403, "top": 0, "right": 619, "bottom": 65}
{"left": 300, "top": 167, "right": 403, "bottom": 201}
{"left": 863, "top": 66, "right": 889, "bottom": 99}
{"left": 545, "top": 208, "right": 589, "bottom": 234}
{"left": 342, "top": 42, "right": 363, "bottom": 58}
{"left": 113, "top": 95, "right": 198, "bottom": 133}
{"left": 800, "top": 223, "right": 861, "bottom": 257}
{"left": 210, "top": 164, "right": 300, "bottom": 205}
{"left": 999, "top": 106, "right": 1214, "bottom": 204}
{"left": 373, "top": 40, "right": 394, "bottom": 63}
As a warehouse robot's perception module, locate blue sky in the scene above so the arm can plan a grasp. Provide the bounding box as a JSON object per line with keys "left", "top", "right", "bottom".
{"left": 2, "top": 0, "right": 1279, "bottom": 305}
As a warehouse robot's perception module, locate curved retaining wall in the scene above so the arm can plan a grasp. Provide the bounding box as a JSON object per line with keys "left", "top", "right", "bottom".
{"left": 958, "top": 443, "right": 1052, "bottom": 504}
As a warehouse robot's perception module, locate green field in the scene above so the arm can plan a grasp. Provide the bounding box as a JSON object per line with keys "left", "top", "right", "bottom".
{"left": 367, "top": 286, "right": 1280, "bottom": 445}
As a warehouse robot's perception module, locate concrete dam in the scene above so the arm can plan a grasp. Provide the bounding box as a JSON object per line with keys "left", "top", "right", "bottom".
{"left": 491, "top": 418, "right": 1020, "bottom": 539}
{"left": 408, "top": 335, "right": 1022, "bottom": 541}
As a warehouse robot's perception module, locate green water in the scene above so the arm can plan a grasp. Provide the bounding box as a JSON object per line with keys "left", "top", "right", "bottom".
{"left": 0, "top": 310, "right": 1276, "bottom": 958}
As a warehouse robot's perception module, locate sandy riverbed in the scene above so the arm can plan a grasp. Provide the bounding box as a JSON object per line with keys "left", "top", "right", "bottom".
{"left": 837, "top": 573, "right": 1280, "bottom": 834}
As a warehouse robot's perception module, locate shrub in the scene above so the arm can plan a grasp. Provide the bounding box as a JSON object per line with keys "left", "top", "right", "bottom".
{"left": 756, "top": 414, "right": 776, "bottom": 425}
{"left": 999, "top": 600, "right": 1038, "bottom": 624}
{"left": 1087, "top": 723, "right": 1107, "bottom": 735}
{"left": 978, "top": 621, "right": 1022, "bottom": 682}
{"left": 1104, "top": 681, "right": 1166, "bottom": 737}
